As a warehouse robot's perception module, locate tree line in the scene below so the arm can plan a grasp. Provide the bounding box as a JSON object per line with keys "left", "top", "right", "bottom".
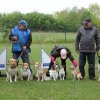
{"left": 0, "top": 3, "right": 100, "bottom": 36}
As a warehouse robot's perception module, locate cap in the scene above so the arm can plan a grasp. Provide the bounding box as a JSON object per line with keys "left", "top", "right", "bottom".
{"left": 60, "top": 49, "right": 67, "bottom": 59}
{"left": 83, "top": 18, "right": 91, "bottom": 24}
{"left": 84, "top": 18, "right": 91, "bottom": 22}
{"left": 19, "top": 20, "right": 28, "bottom": 27}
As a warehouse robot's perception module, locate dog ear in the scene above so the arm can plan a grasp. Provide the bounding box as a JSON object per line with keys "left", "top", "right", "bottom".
{"left": 8, "top": 59, "right": 12, "bottom": 64}
{"left": 13, "top": 59, "right": 17, "bottom": 64}
{"left": 22, "top": 63, "right": 24, "bottom": 66}
{"left": 38, "top": 62, "right": 42, "bottom": 67}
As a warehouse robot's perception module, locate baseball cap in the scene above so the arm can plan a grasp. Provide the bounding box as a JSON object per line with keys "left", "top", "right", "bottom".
{"left": 83, "top": 18, "right": 91, "bottom": 24}
{"left": 60, "top": 49, "right": 67, "bottom": 59}
{"left": 19, "top": 20, "right": 28, "bottom": 27}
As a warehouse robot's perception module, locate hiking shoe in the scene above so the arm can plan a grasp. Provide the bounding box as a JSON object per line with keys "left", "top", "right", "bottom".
{"left": 89, "top": 77, "right": 96, "bottom": 80}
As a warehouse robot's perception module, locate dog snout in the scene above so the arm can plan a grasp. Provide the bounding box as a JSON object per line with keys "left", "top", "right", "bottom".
{"left": 12, "top": 61, "right": 16, "bottom": 65}
{"left": 11, "top": 64, "right": 16, "bottom": 68}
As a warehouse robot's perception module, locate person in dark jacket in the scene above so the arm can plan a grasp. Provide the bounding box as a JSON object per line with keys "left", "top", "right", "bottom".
{"left": 9, "top": 20, "right": 32, "bottom": 69}
{"left": 46, "top": 45, "right": 78, "bottom": 79}
{"left": 75, "top": 18, "right": 100, "bottom": 80}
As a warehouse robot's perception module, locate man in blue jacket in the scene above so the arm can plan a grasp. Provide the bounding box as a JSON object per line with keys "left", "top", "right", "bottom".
{"left": 9, "top": 20, "right": 32, "bottom": 70}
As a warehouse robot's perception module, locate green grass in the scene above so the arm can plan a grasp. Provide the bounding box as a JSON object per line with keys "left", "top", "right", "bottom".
{"left": 0, "top": 33, "right": 100, "bottom": 100}
{"left": 0, "top": 78, "right": 100, "bottom": 100}
{"left": 32, "top": 32, "right": 76, "bottom": 43}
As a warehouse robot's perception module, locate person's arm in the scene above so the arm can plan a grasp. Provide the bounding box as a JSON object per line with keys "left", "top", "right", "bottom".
{"left": 68, "top": 52, "right": 78, "bottom": 67}
{"left": 9, "top": 31, "right": 18, "bottom": 41}
{"left": 51, "top": 56, "right": 56, "bottom": 63}
{"left": 26, "top": 32, "right": 32, "bottom": 48}
{"left": 75, "top": 29, "right": 81, "bottom": 53}
{"left": 95, "top": 28, "right": 100, "bottom": 51}
{"left": 22, "top": 32, "right": 32, "bottom": 52}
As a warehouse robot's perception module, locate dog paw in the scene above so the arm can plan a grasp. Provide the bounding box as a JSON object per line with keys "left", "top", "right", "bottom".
{"left": 21, "top": 79, "right": 23, "bottom": 81}
{"left": 15, "top": 80, "right": 17, "bottom": 82}
{"left": 6, "top": 78, "right": 9, "bottom": 81}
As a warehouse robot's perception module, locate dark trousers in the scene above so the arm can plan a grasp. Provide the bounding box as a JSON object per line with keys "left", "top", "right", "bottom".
{"left": 48, "top": 59, "right": 67, "bottom": 78}
{"left": 13, "top": 51, "right": 33, "bottom": 73}
{"left": 13, "top": 52, "right": 30, "bottom": 66}
{"left": 79, "top": 52, "right": 95, "bottom": 78}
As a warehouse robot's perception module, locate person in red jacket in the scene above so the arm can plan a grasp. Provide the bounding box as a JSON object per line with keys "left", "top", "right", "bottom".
{"left": 46, "top": 45, "right": 78, "bottom": 79}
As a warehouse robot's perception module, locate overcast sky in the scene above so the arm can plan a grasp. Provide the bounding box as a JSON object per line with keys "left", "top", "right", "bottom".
{"left": 0, "top": 0, "right": 100, "bottom": 14}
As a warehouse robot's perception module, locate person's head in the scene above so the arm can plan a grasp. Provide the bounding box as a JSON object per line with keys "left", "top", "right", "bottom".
{"left": 18, "top": 20, "right": 28, "bottom": 30}
{"left": 60, "top": 49, "right": 67, "bottom": 59}
{"left": 83, "top": 18, "right": 92, "bottom": 28}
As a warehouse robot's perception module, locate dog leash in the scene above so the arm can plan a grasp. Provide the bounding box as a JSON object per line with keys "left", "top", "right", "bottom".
{"left": 16, "top": 51, "right": 24, "bottom": 62}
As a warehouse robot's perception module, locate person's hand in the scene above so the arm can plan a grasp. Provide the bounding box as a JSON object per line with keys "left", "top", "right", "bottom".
{"left": 12, "top": 36, "right": 18, "bottom": 41}
{"left": 53, "top": 61, "right": 56, "bottom": 65}
{"left": 75, "top": 65, "right": 79, "bottom": 68}
{"left": 23, "top": 46, "right": 27, "bottom": 51}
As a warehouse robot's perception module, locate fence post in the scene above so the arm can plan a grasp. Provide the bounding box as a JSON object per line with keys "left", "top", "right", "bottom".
{"left": 65, "top": 32, "right": 66, "bottom": 43}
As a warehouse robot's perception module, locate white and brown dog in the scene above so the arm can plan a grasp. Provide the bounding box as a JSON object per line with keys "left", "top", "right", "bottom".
{"left": 58, "top": 65, "right": 65, "bottom": 80}
{"left": 69, "top": 66, "right": 83, "bottom": 81}
{"left": 6, "top": 59, "right": 18, "bottom": 82}
{"left": 35, "top": 62, "right": 46, "bottom": 81}
{"left": 21, "top": 63, "right": 33, "bottom": 81}
{"left": 49, "top": 65, "right": 58, "bottom": 81}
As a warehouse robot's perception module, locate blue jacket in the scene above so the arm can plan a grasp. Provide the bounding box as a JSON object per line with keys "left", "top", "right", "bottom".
{"left": 11, "top": 26, "right": 31, "bottom": 52}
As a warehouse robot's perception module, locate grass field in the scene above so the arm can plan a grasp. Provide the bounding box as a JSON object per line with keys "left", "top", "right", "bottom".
{"left": 0, "top": 32, "right": 100, "bottom": 100}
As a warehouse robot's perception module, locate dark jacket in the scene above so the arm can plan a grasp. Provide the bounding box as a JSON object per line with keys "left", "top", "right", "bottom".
{"left": 9, "top": 26, "right": 32, "bottom": 53}
{"left": 51, "top": 46, "right": 74, "bottom": 62}
{"left": 75, "top": 26, "right": 100, "bottom": 52}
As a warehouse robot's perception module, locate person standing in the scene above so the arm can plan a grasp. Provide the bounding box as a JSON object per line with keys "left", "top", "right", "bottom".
{"left": 75, "top": 18, "right": 100, "bottom": 80}
{"left": 9, "top": 20, "right": 32, "bottom": 71}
